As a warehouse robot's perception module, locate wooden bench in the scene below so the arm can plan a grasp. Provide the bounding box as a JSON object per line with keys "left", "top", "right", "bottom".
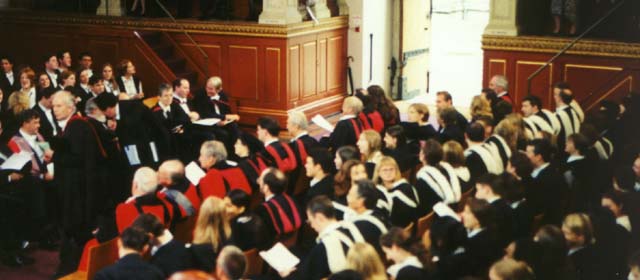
{"left": 59, "top": 238, "right": 119, "bottom": 280}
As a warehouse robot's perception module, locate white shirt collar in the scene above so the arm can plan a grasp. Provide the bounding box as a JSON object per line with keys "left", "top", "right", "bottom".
{"left": 38, "top": 102, "right": 51, "bottom": 113}
{"left": 496, "top": 91, "right": 507, "bottom": 98}
{"left": 58, "top": 117, "right": 70, "bottom": 131}
{"left": 151, "top": 230, "right": 174, "bottom": 256}
{"left": 265, "top": 194, "right": 275, "bottom": 201}
{"left": 292, "top": 131, "right": 308, "bottom": 141}
{"left": 510, "top": 199, "right": 525, "bottom": 209}
{"left": 387, "top": 256, "right": 423, "bottom": 279}
{"left": 467, "top": 228, "right": 485, "bottom": 238}
{"left": 486, "top": 196, "right": 500, "bottom": 204}
{"left": 567, "top": 155, "right": 584, "bottom": 163}
{"left": 264, "top": 139, "right": 278, "bottom": 147}
{"left": 210, "top": 94, "right": 220, "bottom": 100}
{"left": 115, "top": 104, "right": 121, "bottom": 120}
{"left": 531, "top": 162, "right": 550, "bottom": 178}
{"left": 568, "top": 246, "right": 584, "bottom": 256}
{"left": 339, "top": 114, "right": 356, "bottom": 121}
{"left": 316, "top": 222, "right": 341, "bottom": 243}
{"left": 174, "top": 94, "right": 187, "bottom": 103}
{"left": 19, "top": 129, "right": 37, "bottom": 142}
{"left": 159, "top": 102, "right": 171, "bottom": 112}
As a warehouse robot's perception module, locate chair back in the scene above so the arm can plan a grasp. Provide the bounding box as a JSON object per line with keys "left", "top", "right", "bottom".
{"left": 86, "top": 238, "right": 120, "bottom": 280}
{"left": 173, "top": 215, "right": 197, "bottom": 243}
{"left": 243, "top": 248, "right": 264, "bottom": 278}
{"left": 416, "top": 212, "right": 435, "bottom": 238}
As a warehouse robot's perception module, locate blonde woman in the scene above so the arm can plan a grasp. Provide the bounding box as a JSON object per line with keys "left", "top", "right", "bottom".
{"left": 346, "top": 242, "right": 388, "bottom": 280}
{"left": 357, "top": 129, "right": 383, "bottom": 179}
{"left": 401, "top": 103, "right": 437, "bottom": 142}
{"left": 442, "top": 141, "right": 471, "bottom": 193}
{"left": 4, "top": 90, "right": 30, "bottom": 137}
{"left": 469, "top": 95, "right": 493, "bottom": 122}
{"left": 373, "top": 156, "right": 419, "bottom": 227}
{"left": 18, "top": 67, "right": 36, "bottom": 108}
{"left": 562, "top": 213, "right": 596, "bottom": 280}
{"left": 191, "top": 196, "right": 233, "bottom": 272}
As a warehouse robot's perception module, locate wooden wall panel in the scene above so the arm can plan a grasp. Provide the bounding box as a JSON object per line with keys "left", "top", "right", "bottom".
{"left": 514, "top": 61, "right": 553, "bottom": 107}
{"left": 177, "top": 42, "right": 223, "bottom": 78}
{"left": 327, "top": 36, "right": 344, "bottom": 91}
{"left": 488, "top": 59, "right": 507, "bottom": 78}
{"left": 288, "top": 45, "right": 300, "bottom": 102}
{"left": 302, "top": 41, "right": 317, "bottom": 99}
{"left": 318, "top": 39, "right": 327, "bottom": 94}
{"left": 265, "top": 47, "right": 282, "bottom": 103}
{"left": 227, "top": 46, "right": 258, "bottom": 100}
{"left": 563, "top": 64, "right": 622, "bottom": 103}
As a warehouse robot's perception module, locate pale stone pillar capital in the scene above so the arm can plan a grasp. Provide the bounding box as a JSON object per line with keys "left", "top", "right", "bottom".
{"left": 259, "top": 0, "right": 303, "bottom": 24}
{"left": 97, "top": 0, "right": 125, "bottom": 16}
{"left": 311, "top": 0, "right": 331, "bottom": 19}
{"left": 338, "top": 0, "right": 349, "bottom": 15}
{"left": 484, "top": 0, "right": 519, "bottom": 36}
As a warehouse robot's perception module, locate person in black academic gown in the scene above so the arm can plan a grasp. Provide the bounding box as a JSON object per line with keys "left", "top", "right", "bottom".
{"left": 460, "top": 198, "right": 502, "bottom": 278}
{"left": 224, "top": 189, "right": 269, "bottom": 251}
{"left": 562, "top": 213, "right": 601, "bottom": 280}
{"left": 325, "top": 96, "right": 365, "bottom": 151}
{"left": 381, "top": 227, "right": 436, "bottom": 280}
{"left": 190, "top": 196, "right": 234, "bottom": 273}
{"left": 383, "top": 125, "right": 419, "bottom": 173}
{"left": 32, "top": 87, "right": 60, "bottom": 142}
{"left": 257, "top": 117, "right": 298, "bottom": 173}
{"left": 562, "top": 133, "right": 599, "bottom": 213}
{"left": 151, "top": 84, "right": 192, "bottom": 162}
{"left": 287, "top": 111, "right": 320, "bottom": 194}
{"left": 51, "top": 91, "right": 107, "bottom": 276}
{"left": 438, "top": 107, "right": 465, "bottom": 147}
{"left": 131, "top": 214, "right": 193, "bottom": 277}
{"left": 0, "top": 55, "right": 21, "bottom": 111}
{"left": 401, "top": 103, "right": 438, "bottom": 144}
{"left": 95, "top": 93, "right": 171, "bottom": 169}
{"left": 474, "top": 173, "right": 516, "bottom": 248}
{"left": 234, "top": 132, "right": 269, "bottom": 193}
{"left": 526, "top": 139, "right": 569, "bottom": 225}
{"left": 374, "top": 157, "right": 418, "bottom": 228}
{"left": 94, "top": 226, "right": 164, "bottom": 280}
{"left": 303, "top": 147, "right": 335, "bottom": 207}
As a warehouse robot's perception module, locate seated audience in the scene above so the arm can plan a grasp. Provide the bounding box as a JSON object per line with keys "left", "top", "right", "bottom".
{"left": 401, "top": 103, "right": 438, "bottom": 143}
{"left": 345, "top": 242, "right": 388, "bottom": 280}
{"left": 234, "top": 132, "right": 268, "bottom": 192}
{"left": 304, "top": 147, "right": 336, "bottom": 205}
{"left": 19, "top": 67, "right": 36, "bottom": 109}
{"left": 214, "top": 245, "right": 247, "bottom": 280}
{"left": 562, "top": 213, "right": 599, "bottom": 280}
{"left": 435, "top": 91, "right": 468, "bottom": 133}
{"left": 94, "top": 226, "right": 164, "bottom": 280}
{"left": 382, "top": 124, "right": 419, "bottom": 173}
{"left": 521, "top": 95, "right": 559, "bottom": 137}
{"left": 526, "top": 138, "right": 568, "bottom": 224}
{"left": 367, "top": 85, "right": 400, "bottom": 129}
{"left": 438, "top": 107, "right": 465, "bottom": 146}
{"left": 415, "top": 139, "right": 461, "bottom": 216}
{"left": 474, "top": 173, "right": 515, "bottom": 247}
{"left": 132, "top": 214, "right": 192, "bottom": 277}
{"left": 489, "top": 259, "right": 535, "bottom": 280}
{"left": 197, "top": 140, "right": 252, "bottom": 199}
{"left": 601, "top": 191, "right": 632, "bottom": 233}
{"left": 357, "top": 129, "right": 383, "bottom": 178}
{"left": 333, "top": 160, "right": 368, "bottom": 218}
{"left": 465, "top": 122, "right": 500, "bottom": 179}
{"left": 257, "top": 116, "right": 297, "bottom": 173}
{"left": 373, "top": 157, "right": 418, "bottom": 228}
{"left": 191, "top": 196, "right": 233, "bottom": 273}
{"left": 380, "top": 227, "right": 435, "bottom": 280}
{"left": 255, "top": 168, "right": 302, "bottom": 246}
{"left": 101, "top": 63, "right": 119, "bottom": 96}
{"left": 355, "top": 93, "right": 384, "bottom": 133}
{"left": 157, "top": 159, "right": 199, "bottom": 216}
{"left": 334, "top": 145, "right": 360, "bottom": 171}
{"left": 116, "top": 59, "right": 144, "bottom": 100}
{"left": 287, "top": 111, "right": 320, "bottom": 191}
{"left": 224, "top": 190, "right": 268, "bottom": 250}
{"left": 460, "top": 198, "right": 502, "bottom": 278}
{"left": 469, "top": 95, "right": 493, "bottom": 122}
{"left": 442, "top": 140, "right": 471, "bottom": 192}
{"left": 343, "top": 180, "right": 389, "bottom": 255}
{"left": 562, "top": 133, "right": 598, "bottom": 212}
{"left": 192, "top": 76, "right": 240, "bottom": 153}
{"left": 326, "top": 96, "right": 364, "bottom": 150}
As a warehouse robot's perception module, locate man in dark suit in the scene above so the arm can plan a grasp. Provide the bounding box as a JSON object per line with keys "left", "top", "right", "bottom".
{"left": 474, "top": 173, "right": 515, "bottom": 248}
{"left": 43, "top": 54, "right": 61, "bottom": 89}
{"left": 51, "top": 91, "right": 106, "bottom": 276}
{"left": 304, "top": 147, "right": 335, "bottom": 206}
{"left": 152, "top": 83, "right": 192, "bottom": 161}
{"left": 75, "top": 52, "right": 94, "bottom": 79}
{"left": 32, "top": 87, "right": 59, "bottom": 141}
{"left": 95, "top": 93, "right": 170, "bottom": 169}
{"left": 343, "top": 179, "right": 389, "bottom": 256}
{"left": 255, "top": 167, "right": 303, "bottom": 248}
{"left": 192, "top": 76, "right": 240, "bottom": 155}
{"left": 1, "top": 55, "right": 20, "bottom": 110}
{"left": 526, "top": 138, "right": 569, "bottom": 225}
{"left": 131, "top": 214, "right": 192, "bottom": 278}
{"left": 435, "top": 91, "right": 468, "bottom": 133}
{"left": 94, "top": 226, "right": 164, "bottom": 280}
{"left": 465, "top": 122, "right": 498, "bottom": 180}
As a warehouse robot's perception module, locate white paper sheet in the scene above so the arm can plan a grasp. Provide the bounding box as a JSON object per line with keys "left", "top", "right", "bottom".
{"left": 311, "top": 114, "right": 334, "bottom": 133}
{"left": 1, "top": 152, "right": 33, "bottom": 170}
{"left": 259, "top": 242, "right": 300, "bottom": 273}
{"left": 124, "top": 145, "right": 141, "bottom": 165}
{"left": 47, "top": 163, "right": 54, "bottom": 176}
{"left": 185, "top": 161, "right": 206, "bottom": 185}
{"left": 149, "top": 142, "right": 159, "bottom": 162}
{"left": 433, "top": 202, "right": 461, "bottom": 222}
{"left": 193, "top": 118, "right": 221, "bottom": 126}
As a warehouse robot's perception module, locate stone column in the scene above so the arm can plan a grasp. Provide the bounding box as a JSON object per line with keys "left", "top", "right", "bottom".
{"left": 338, "top": 0, "right": 349, "bottom": 15}
{"left": 259, "top": 0, "right": 303, "bottom": 24}
{"left": 96, "top": 0, "right": 125, "bottom": 16}
{"left": 312, "top": 0, "right": 331, "bottom": 19}
{"left": 484, "top": 0, "right": 519, "bottom": 36}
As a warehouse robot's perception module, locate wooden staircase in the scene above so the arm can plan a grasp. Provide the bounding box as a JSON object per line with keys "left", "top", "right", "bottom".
{"left": 134, "top": 31, "right": 206, "bottom": 87}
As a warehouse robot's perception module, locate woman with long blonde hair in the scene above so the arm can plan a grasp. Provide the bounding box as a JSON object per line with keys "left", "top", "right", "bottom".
{"left": 346, "top": 242, "right": 388, "bottom": 280}
{"left": 373, "top": 156, "right": 418, "bottom": 227}
{"left": 191, "top": 196, "right": 233, "bottom": 272}
{"left": 469, "top": 95, "right": 493, "bottom": 122}
{"left": 357, "top": 129, "right": 383, "bottom": 178}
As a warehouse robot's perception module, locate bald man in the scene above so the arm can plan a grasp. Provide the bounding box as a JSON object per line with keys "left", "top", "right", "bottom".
{"left": 157, "top": 159, "right": 200, "bottom": 214}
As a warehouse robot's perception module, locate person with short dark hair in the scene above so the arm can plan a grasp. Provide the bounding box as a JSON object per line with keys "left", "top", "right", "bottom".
{"left": 415, "top": 139, "right": 462, "bottom": 217}
{"left": 438, "top": 107, "right": 465, "bottom": 146}
{"left": 563, "top": 133, "right": 598, "bottom": 212}
{"left": 1, "top": 56, "right": 20, "bottom": 111}
{"left": 234, "top": 132, "right": 269, "bottom": 192}
{"left": 224, "top": 189, "right": 268, "bottom": 250}
{"left": 526, "top": 138, "right": 568, "bottom": 224}
{"left": 380, "top": 227, "right": 435, "bottom": 280}
{"left": 475, "top": 173, "right": 516, "bottom": 247}
{"left": 304, "top": 147, "right": 335, "bottom": 205}
{"left": 31, "top": 87, "right": 59, "bottom": 141}
{"left": 344, "top": 179, "right": 389, "bottom": 256}
{"left": 436, "top": 91, "right": 469, "bottom": 133}
{"left": 8, "top": 109, "right": 52, "bottom": 180}
{"left": 152, "top": 84, "right": 192, "bottom": 161}
{"left": 334, "top": 145, "right": 360, "bottom": 171}
{"left": 57, "top": 50, "right": 72, "bottom": 72}
{"left": 132, "top": 214, "right": 193, "bottom": 277}
{"left": 521, "top": 95, "right": 559, "bottom": 137}
{"left": 76, "top": 52, "right": 94, "bottom": 78}
{"left": 43, "top": 54, "right": 61, "bottom": 89}
{"left": 94, "top": 226, "right": 165, "bottom": 280}
{"left": 460, "top": 198, "right": 501, "bottom": 278}
{"left": 383, "top": 124, "right": 419, "bottom": 173}
{"left": 465, "top": 122, "right": 501, "bottom": 180}
{"left": 281, "top": 196, "right": 355, "bottom": 280}
{"left": 255, "top": 168, "right": 302, "bottom": 247}
{"left": 258, "top": 116, "right": 298, "bottom": 173}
